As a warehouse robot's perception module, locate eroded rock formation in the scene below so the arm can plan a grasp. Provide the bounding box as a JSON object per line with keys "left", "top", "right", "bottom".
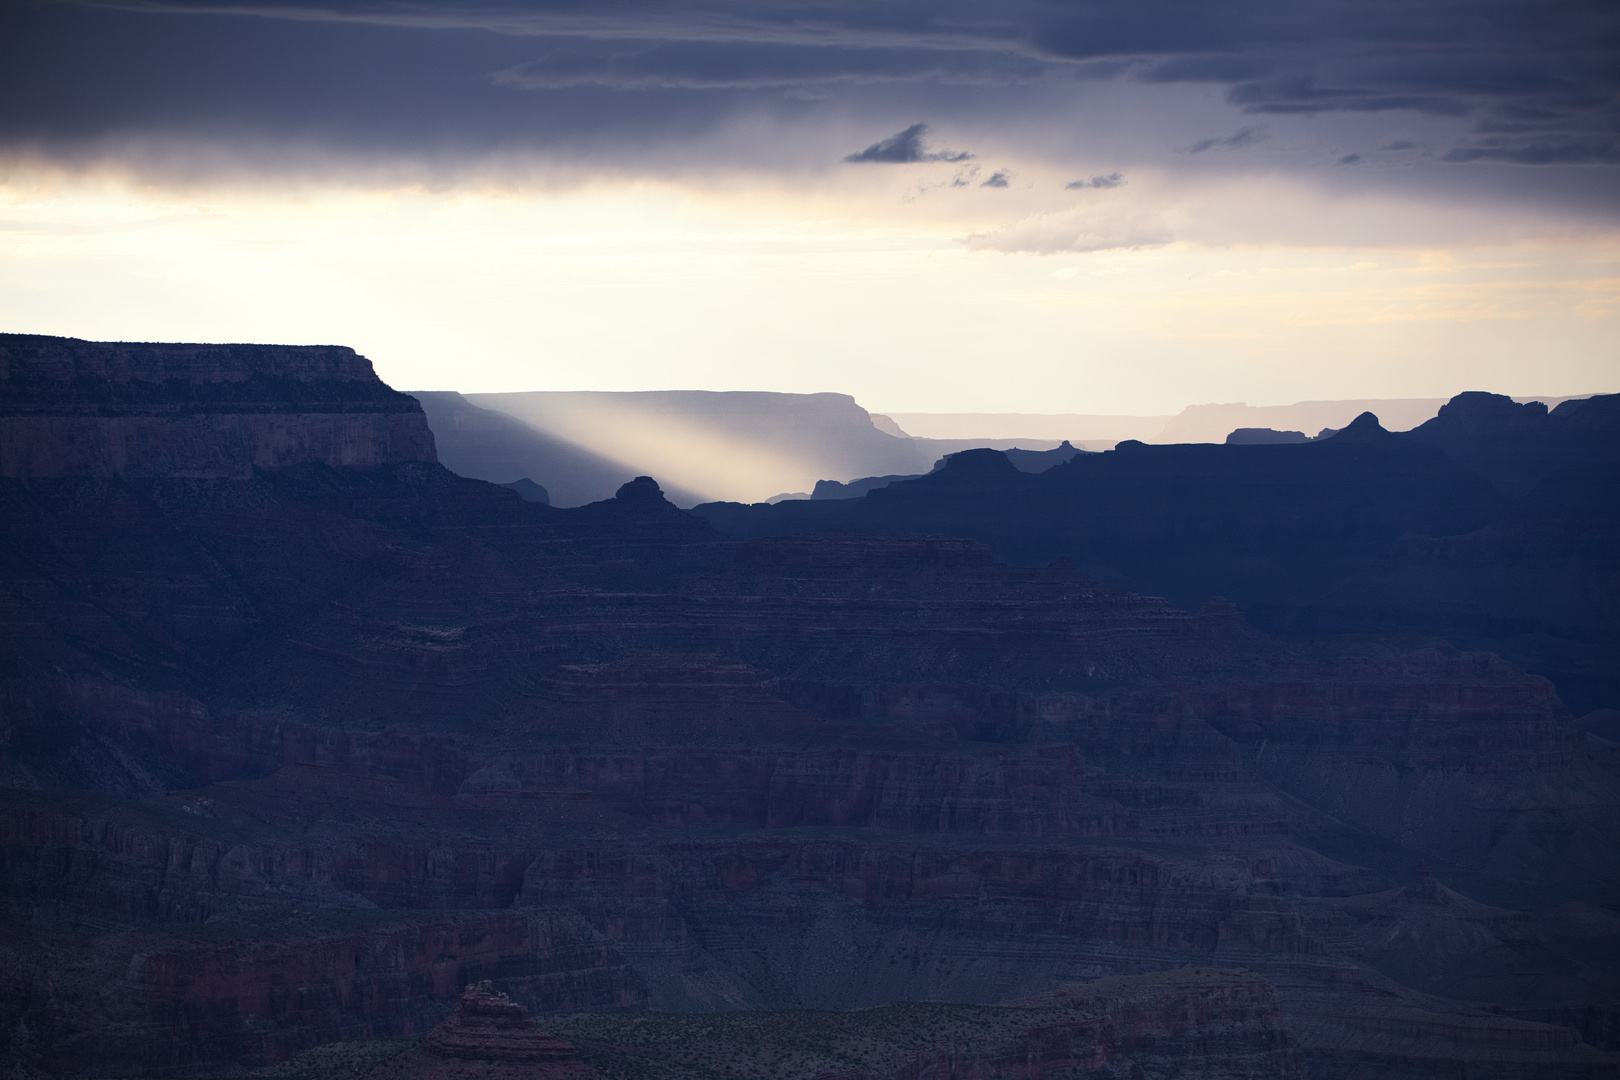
{"left": 0, "top": 334, "right": 434, "bottom": 478}
{"left": 366, "top": 982, "right": 601, "bottom": 1080}
{"left": 0, "top": 336, "right": 1615, "bottom": 1080}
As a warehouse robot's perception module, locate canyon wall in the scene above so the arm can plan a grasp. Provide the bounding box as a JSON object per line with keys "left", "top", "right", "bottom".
{"left": 0, "top": 334, "right": 435, "bottom": 478}
{"left": 0, "top": 341, "right": 1615, "bottom": 1079}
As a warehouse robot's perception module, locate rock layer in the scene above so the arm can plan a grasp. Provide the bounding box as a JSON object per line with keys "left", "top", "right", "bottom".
{"left": 0, "top": 334, "right": 434, "bottom": 478}
{"left": 367, "top": 982, "right": 601, "bottom": 1080}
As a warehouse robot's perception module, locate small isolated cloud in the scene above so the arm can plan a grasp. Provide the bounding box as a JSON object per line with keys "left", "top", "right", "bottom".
{"left": 980, "top": 169, "right": 1011, "bottom": 188}
{"left": 1185, "top": 126, "right": 1268, "bottom": 153}
{"left": 1382, "top": 140, "right": 1418, "bottom": 151}
{"left": 1337, "top": 152, "right": 1362, "bottom": 165}
{"left": 1065, "top": 172, "right": 1124, "bottom": 189}
{"left": 966, "top": 207, "right": 1173, "bottom": 254}
{"left": 844, "top": 123, "right": 973, "bottom": 164}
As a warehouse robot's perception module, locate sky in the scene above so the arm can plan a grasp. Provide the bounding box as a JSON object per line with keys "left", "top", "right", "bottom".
{"left": 1, "top": 0, "right": 1616, "bottom": 414}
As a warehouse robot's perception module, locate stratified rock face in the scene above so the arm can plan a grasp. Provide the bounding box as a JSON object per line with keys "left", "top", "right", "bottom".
{"left": 0, "top": 334, "right": 436, "bottom": 478}
{"left": 0, "top": 887, "right": 642, "bottom": 1077}
{"left": 367, "top": 983, "right": 602, "bottom": 1080}
{"left": 2, "top": 344, "right": 1617, "bottom": 1080}
{"left": 419, "top": 983, "right": 583, "bottom": 1063}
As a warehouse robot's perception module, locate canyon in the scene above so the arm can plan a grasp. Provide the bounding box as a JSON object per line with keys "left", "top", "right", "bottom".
{"left": 695, "top": 397, "right": 1620, "bottom": 714}
{"left": 0, "top": 334, "right": 1615, "bottom": 1080}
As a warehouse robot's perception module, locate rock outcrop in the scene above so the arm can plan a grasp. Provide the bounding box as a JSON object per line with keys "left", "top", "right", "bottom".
{"left": 0, "top": 334, "right": 435, "bottom": 478}
{"left": 367, "top": 982, "right": 601, "bottom": 1080}
{"left": 1403, "top": 391, "right": 1620, "bottom": 496}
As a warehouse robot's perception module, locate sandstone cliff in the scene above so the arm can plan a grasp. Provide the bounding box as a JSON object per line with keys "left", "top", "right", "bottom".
{"left": 365, "top": 982, "right": 601, "bottom": 1080}
{"left": 0, "top": 334, "right": 435, "bottom": 478}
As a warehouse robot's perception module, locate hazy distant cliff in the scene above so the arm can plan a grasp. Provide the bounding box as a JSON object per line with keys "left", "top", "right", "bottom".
{"left": 0, "top": 334, "right": 436, "bottom": 478}
{"left": 464, "top": 390, "right": 929, "bottom": 504}
{"left": 412, "top": 391, "right": 706, "bottom": 507}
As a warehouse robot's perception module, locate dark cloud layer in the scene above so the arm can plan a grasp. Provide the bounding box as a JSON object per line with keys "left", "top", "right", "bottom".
{"left": 494, "top": 41, "right": 1045, "bottom": 91}
{"left": 844, "top": 123, "right": 973, "bottom": 163}
{"left": 0, "top": 0, "right": 1616, "bottom": 183}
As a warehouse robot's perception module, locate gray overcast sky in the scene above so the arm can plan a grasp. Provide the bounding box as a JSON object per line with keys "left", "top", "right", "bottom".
{"left": 1, "top": 0, "right": 1616, "bottom": 411}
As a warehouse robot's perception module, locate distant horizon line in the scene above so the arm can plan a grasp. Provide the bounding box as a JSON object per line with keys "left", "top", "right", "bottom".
{"left": 406, "top": 387, "right": 1611, "bottom": 420}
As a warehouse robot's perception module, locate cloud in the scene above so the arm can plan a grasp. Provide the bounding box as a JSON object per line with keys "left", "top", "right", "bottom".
{"left": 1185, "top": 126, "right": 1268, "bottom": 153}
{"left": 844, "top": 123, "right": 972, "bottom": 164}
{"left": 1337, "top": 152, "right": 1362, "bottom": 165}
{"left": 493, "top": 41, "right": 1046, "bottom": 92}
{"left": 966, "top": 207, "right": 1173, "bottom": 254}
{"left": 1066, "top": 172, "right": 1124, "bottom": 189}
{"left": 1138, "top": 54, "right": 1275, "bottom": 84}
{"left": 1440, "top": 140, "right": 1620, "bottom": 165}
{"left": 980, "top": 169, "right": 1011, "bottom": 187}
{"left": 1227, "top": 76, "right": 1472, "bottom": 117}
{"left": 1, "top": 0, "right": 1616, "bottom": 195}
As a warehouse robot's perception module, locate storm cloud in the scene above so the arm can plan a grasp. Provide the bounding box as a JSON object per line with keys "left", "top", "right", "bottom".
{"left": 0, "top": 0, "right": 1616, "bottom": 196}
{"left": 3, "top": 0, "right": 1616, "bottom": 420}
{"left": 494, "top": 41, "right": 1046, "bottom": 92}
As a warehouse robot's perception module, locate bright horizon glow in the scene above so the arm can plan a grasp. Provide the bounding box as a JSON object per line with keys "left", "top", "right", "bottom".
{"left": 2, "top": 164, "right": 1616, "bottom": 415}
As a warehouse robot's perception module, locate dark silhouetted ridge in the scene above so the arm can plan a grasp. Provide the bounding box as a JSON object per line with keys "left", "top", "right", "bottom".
{"left": 1325, "top": 410, "right": 1393, "bottom": 443}
{"left": 1403, "top": 390, "right": 1620, "bottom": 495}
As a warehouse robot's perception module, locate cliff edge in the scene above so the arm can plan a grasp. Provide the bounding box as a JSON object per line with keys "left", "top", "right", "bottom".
{"left": 0, "top": 333, "right": 436, "bottom": 478}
